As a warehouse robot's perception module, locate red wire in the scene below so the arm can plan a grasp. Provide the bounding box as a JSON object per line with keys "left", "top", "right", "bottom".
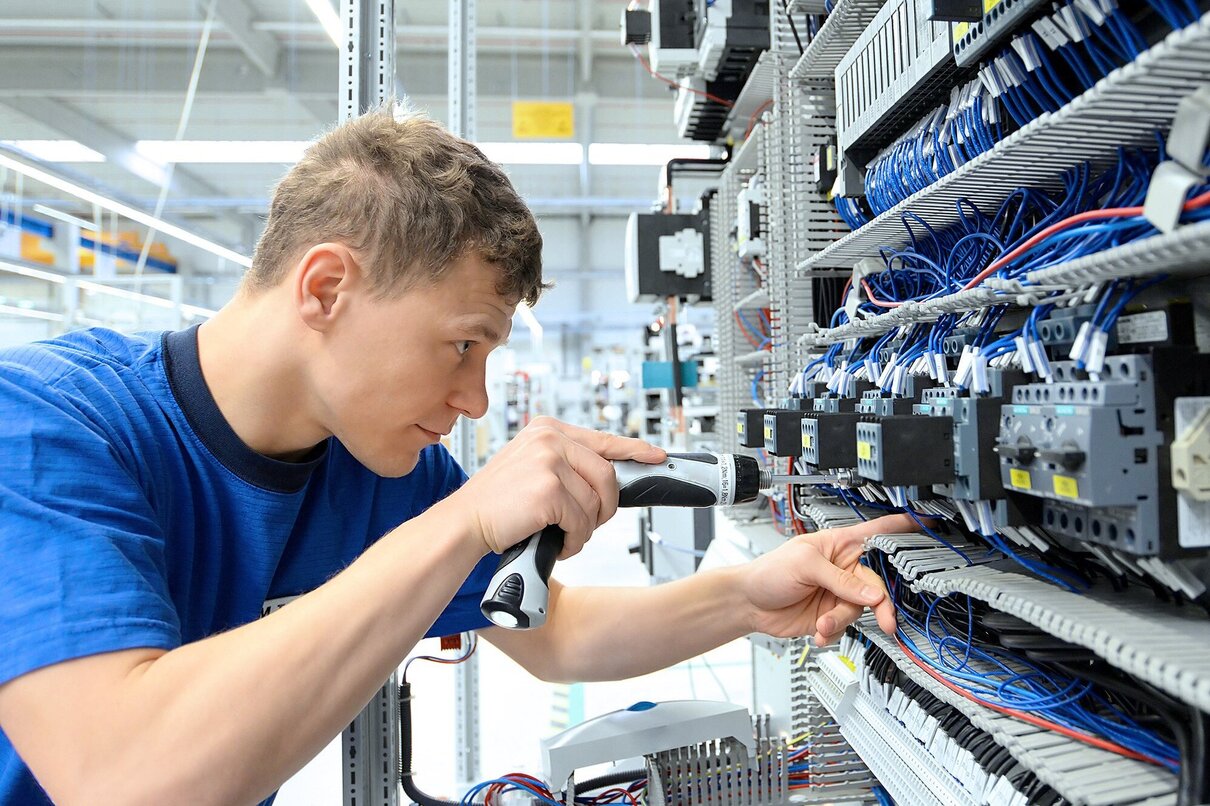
{"left": 630, "top": 46, "right": 735, "bottom": 108}
{"left": 894, "top": 634, "right": 1174, "bottom": 767}
{"left": 595, "top": 787, "right": 640, "bottom": 805}
{"left": 734, "top": 310, "right": 762, "bottom": 347}
{"left": 857, "top": 189, "right": 1210, "bottom": 307}
{"left": 745, "top": 98, "right": 774, "bottom": 139}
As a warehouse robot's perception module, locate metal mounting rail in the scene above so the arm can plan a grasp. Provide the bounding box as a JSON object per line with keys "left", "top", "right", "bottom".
{"left": 797, "top": 218, "right": 1210, "bottom": 347}
{"left": 796, "top": 14, "right": 1210, "bottom": 274}
{"left": 788, "top": 0, "right": 884, "bottom": 82}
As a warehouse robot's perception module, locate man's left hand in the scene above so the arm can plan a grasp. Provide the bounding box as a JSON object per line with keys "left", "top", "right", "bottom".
{"left": 739, "top": 514, "right": 919, "bottom": 645}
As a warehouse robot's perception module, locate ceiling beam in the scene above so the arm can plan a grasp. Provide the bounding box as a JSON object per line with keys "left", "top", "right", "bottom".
{"left": 3, "top": 97, "right": 227, "bottom": 199}
{"left": 0, "top": 46, "right": 668, "bottom": 106}
{"left": 205, "top": 0, "right": 280, "bottom": 77}
{"left": 3, "top": 97, "right": 250, "bottom": 236}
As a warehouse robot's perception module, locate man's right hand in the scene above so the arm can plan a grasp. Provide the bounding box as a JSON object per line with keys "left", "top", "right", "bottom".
{"left": 446, "top": 416, "right": 665, "bottom": 559}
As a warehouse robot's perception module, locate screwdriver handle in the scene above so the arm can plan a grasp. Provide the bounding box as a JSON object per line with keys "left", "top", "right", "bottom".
{"left": 615, "top": 452, "right": 763, "bottom": 508}
{"left": 480, "top": 525, "right": 564, "bottom": 630}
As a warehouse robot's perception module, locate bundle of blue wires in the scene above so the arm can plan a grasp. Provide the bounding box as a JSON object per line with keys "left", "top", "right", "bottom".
{"left": 850, "top": 147, "right": 1209, "bottom": 315}
{"left": 838, "top": 0, "right": 1200, "bottom": 232}
{"left": 869, "top": 553, "right": 1181, "bottom": 771}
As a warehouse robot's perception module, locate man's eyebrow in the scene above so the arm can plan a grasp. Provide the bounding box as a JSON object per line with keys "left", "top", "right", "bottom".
{"left": 460, "top": 322, "right": 508, "bottom": 345}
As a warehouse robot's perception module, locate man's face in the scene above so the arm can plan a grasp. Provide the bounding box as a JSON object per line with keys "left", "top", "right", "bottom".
{"left": 315, "top": 252, "right": 516, "bottom": 477}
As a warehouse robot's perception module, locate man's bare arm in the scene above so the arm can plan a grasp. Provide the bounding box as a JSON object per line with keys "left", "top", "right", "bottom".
{"left": 485, "top": 515, "right": 914, "bottom": 684}
{"left": 0, "top": 496, "right": 485, "bottom": 806}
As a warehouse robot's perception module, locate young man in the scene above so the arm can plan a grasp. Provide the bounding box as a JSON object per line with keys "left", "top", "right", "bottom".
{"left": 0, "top": 108, "right": 909, "bottom": 805}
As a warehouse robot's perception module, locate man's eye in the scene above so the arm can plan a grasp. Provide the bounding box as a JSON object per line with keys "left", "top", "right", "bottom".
{"left": 456, "top": 341, "right": 473, "bottom": 355}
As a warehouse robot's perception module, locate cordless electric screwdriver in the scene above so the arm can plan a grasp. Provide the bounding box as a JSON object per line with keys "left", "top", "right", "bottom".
{"left": 479, "top": 452, "right": 828, "bottom": 629}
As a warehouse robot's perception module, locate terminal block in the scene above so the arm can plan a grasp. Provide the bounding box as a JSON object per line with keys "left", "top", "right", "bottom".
{"left": 802, "top": 412, "right": 861, "bottom": 470}
{"left": 764, "top": 409, "right": 810, "bottom": 457}
{"left": 737, "top": 408, "right": 775, "bottom": 449}
{"left": 855, "top": 414, "right": 955, "bottom": 487}
{"left": 924, "top": 372, "right": 1024, "bottom": 502}
{"left": 996, "top": 348, "right": 1210, "bottom": 557}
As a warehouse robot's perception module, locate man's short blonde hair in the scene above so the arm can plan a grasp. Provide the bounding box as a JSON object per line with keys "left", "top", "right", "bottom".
{"left": 247, "top": 106, "right": 546, "bottom": 305}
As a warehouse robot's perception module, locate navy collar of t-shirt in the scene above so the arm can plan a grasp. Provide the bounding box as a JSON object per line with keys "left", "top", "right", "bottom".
{"left": 163, "top": 325, "right": 328, "bottom": 494}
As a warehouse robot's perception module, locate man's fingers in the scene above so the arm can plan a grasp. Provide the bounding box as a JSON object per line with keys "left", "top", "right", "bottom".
{"left": 816, "top": 599, "right": 863, "bottom": 642}
{"left": 553, "top": 465, "right": 600, "bottom": 552}
{"left": 855, "top": 564, "right": 897, "bottom": 636}
{"left": 559, "top": 439, "right": 621, "bottom": 525}
{"left": 812, "top": 556, "right": 885, "bottom": 608}
{"left": 532, "top": 417, "right": 666, "bottom": 463}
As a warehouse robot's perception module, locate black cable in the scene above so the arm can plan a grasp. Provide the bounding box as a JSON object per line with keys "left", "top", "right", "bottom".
{"left": 399, "top": 681, "right": 460, "bottom": 806}
{"left": 1054, "top": 662, "right": 1191, "bottom": 806}
{"left": 567, "top": 768, "right": 647, "bottom": 795}
{"left": 780, "top": 0, "right": 805, "bottom": 53}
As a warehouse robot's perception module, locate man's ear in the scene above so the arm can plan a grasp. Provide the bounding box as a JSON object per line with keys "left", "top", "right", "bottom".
{"left": 294, "top": 243, "right": 361, "bottom": 332}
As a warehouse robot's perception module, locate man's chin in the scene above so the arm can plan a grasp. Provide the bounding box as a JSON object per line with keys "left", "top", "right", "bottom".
{"left": 360, "top": 450, "right": 423, "bottom": 478}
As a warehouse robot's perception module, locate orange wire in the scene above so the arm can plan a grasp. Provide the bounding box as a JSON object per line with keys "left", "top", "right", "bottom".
{"left": 630, "top": 45, "right": 735, "bottom": 108}
{"left": 894, "top": 634, "right": 1173, "bottom": 767}
{"left": 745, "top": 98, "right": 774, "bottom": 139}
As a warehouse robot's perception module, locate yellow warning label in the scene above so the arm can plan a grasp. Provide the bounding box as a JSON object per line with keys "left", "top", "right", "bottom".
{"left": 737, "top": 422, "right": 744, "bottom": 435}
{"left": 802, "top": 433, "right": 813, "bottom": 449}
{"left": 857, "top": 441, "right": 872, "bottom": 460}
{"left": 1053, "top": 474, "right": 1080, "bottom": 499}
{"left": 512, "top": 101, "right": 575, "bottom": 139}
{"left": 1009, "top": 468, "right": 1032, "bottom": 490}
{"left": 764, "top": 426, "right": 773, "bottom": 440}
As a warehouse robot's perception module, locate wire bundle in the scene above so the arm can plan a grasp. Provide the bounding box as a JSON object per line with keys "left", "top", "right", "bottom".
{"left": 863, "top": 80, "right": 1002, "bottom": 217}
{"left": 835, "top": 0, "right": 1202, "bottom": 230}
{"left": 867, "top": 554, "right": 1185, "bottom": 775}
{"left": 460, "top": 773, "right": 644, "bottom": 806}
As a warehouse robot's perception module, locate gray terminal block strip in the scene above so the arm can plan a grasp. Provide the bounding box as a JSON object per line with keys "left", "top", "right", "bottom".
{"left": 864, "top": 531, "right": 1210, "bottom": 711}
{"left": 854, "top": 614, "right": 1179, "bottom": 806}
{"left": 916, "top": 563, "right": 1210, "bottom": 714}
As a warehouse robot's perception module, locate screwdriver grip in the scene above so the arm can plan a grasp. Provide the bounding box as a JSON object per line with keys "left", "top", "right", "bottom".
{"left": 480, "top": 525, "right": 564, "bottom": 630}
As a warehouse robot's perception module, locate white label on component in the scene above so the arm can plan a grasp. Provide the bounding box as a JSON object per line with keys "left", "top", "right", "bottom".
{"left": 1115, "top": 310, "right": 1169, "bottom": 344}
{"left": 657, "top": 229, "right": 704, "bottom": 279}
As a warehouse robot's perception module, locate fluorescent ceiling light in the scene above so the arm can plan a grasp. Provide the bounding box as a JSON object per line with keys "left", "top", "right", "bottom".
{"left": 136, "top": 140, "right": 311, "bottom": 164}
{"left": 587, "top": 143, "right": 713, "bottom": 166}
{"left": 32, "top": 204, "right": 95, "bottom": 230}
{"left": 0, "top": 153, "right": 252, "bottom": 268}
{"left": 1, "top": 140, "right": 105, "bottom": 163}
{"left": 0, "top": 260, "right": 217, "bottom": 319}
{"left": 515, "top": 305, "right": 543, "bottom": 350}
{"left": 306, "top": 0, "right": 343, "bottom": 47}
{"left": 477, "top": 142, "right": 583, "bottom": 165}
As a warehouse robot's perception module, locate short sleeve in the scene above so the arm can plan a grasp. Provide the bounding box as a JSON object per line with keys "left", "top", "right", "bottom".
{"left": 420, "top": 445, "right": 498, "bottom": 637}
{"left": 0, "top": 363, "right": 181, "bottom": 687}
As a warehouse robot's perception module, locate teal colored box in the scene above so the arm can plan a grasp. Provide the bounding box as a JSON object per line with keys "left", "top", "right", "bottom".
{"left": 641, "top": 361, "right": 699, "bottom": 389}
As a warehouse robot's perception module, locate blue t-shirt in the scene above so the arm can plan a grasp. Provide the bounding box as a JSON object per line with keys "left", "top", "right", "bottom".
{"left": 0, "top": 325, "right": 496, "bottom": 804}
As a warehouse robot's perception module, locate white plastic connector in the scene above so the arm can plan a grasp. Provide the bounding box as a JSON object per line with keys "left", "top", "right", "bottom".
{"left": 1014, "top": 336, "right": 1035, "bottom": 373}
{"left": 1070, "top": 320, "right": 1093, "bottom": 364}
{"left": 1085, "top": 328, "right": 1109, "bottom": 374}
{"left": 1074, "top": 0, "right": 1108, "bottom": 26}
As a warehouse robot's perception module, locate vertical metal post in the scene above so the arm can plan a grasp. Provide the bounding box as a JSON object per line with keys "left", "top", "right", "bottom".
{"left": 339, "top": 2, "right": 401, "bottom": 805}
{"left": 447, "top": 0, "right": 481, "bottom": 788}
{"left": 340, "top": 0, "right": 396, "bottom": 123}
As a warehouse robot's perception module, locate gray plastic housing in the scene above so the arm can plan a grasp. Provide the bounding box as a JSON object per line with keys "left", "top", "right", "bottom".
{"left": 541, "top": 700, "right": 754, "bottom": 795}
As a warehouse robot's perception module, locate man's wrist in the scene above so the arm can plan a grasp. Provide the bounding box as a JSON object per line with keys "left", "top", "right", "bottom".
{"left": 417, "top": 496, "right": 492, "bottom": 561}
{"left": 707, "top": 564, "right": 760, "bottom": 637}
